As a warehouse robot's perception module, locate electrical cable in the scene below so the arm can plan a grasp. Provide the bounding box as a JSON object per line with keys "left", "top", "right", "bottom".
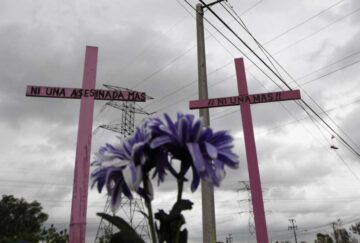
{"left": 298, "top": 58, "right": 360, "bottom": 87}
{"left": 117, "top": 14, "right": 190, "bottom": 74}
{"left": 145, "top": 0, "right": 356, "bottom": 114}
{"left": 158, "top": 2, "right": 358, "bottom": 159}
{"left": 222, "top": 2, "right": 360, "bottom": 154}
{"left": 262, "top": 0, "right": 345, "bottom": 45}
{"left": 131, "top": 44, "right": 196, "bottom": 89}
{"left": 294, "top": 49, "right": 360, "bottom": 81}
{"left": 211, "top": 96, "right": 360, "bottom": 135}
{"left": 128, "top": 0, "right": 236, "bottom": 91}
{"left": 196, "top": 0, "right": 360, "bottom": 159}
{"left": 266, "top": 6, "right": 360, "bottom": 57}
{"left": 228, "top": 0, "right": 263, "bottom": 16}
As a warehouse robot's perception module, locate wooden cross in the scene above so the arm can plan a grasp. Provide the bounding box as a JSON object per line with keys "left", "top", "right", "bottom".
{"left": 189, "top": 58, "right": 301, "bottom": 243}
{"left": 25, "top": 46, "right": 148, "bottom": 243}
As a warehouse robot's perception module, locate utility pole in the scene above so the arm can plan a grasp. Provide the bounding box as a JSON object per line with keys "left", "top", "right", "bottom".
{"left": 196, "top": 3, "right": 216, "bottom": 243}
{"left": 288, "top": 219, "right": 298, "bottom": 243}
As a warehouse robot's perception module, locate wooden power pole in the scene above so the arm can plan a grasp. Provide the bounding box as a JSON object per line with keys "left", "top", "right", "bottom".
{"left": 196, "top": 3, "right": 216, "bottom": 243}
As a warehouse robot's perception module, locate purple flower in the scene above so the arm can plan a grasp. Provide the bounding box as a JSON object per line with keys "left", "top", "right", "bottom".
{"left": 91, "top": 166, "right": 133, "bottom": 212}
{"left": 91, "top": 124, "right": 151, "bottom": 211}
{"left": 148, "top": 113, "right": 239, "bottom": 192}
{"left": 91, "top": 120, "right": 177, "bottom": 211}
{"left": 91, "top": 113, "right": 240, "bottom": 211}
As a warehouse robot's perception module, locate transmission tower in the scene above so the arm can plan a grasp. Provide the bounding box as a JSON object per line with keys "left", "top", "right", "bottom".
{"left": 236, "top": 181, "right": 271, "bottom": 235}
{"left": 237, "top": 181, "right": 256, "bottom": 235}
{"left": 94, "top": 84, "right": 154, "bottom": 243}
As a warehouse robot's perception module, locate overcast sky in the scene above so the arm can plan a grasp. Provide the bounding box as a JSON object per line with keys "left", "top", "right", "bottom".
{"left": 1, "top": 0, "right": 360, "bottom": 242}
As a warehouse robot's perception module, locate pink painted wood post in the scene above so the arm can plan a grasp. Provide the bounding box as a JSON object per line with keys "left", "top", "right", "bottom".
{"left": 235, "top": 58, "right": 268, "bottom": 243}
{"left": 69, "top": 46, "right": 98, "bottom": 243}
{"left": 189, "top": 58, "right": 301, "bottom": 243}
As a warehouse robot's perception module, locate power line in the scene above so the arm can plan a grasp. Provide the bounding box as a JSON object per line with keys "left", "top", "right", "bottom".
{"left": 147, "top": 0, "right": 355, "bottom": 114}
{"left": 297, "top": 58, "right": 360, "bottom": 87}
{"left": 172, "top": 0, "right": 360, "bottom": 190}
{"left": 131, "top": 44, "right": 196, "bottom": 89}
{"left": 129, "top": 0, "right": 237, "bottom": 91}
{"left": 262, "top": 0, "right": 345, "bottom": 45}
{"left": 220, "top": 0, "right": 360, "bottom": 157}
{"left": 197, "top": 0, "right": 360, "bottom": 160}
{"left": 148, "top": 44, "right": 360, "bottom": 117}
{"left": 0, "top": 179, "right": 72, "bottom": 187}
{"left": 263, "top": 6, "right": 360, "bottom": 62}
{"left": 230, "top": 0, "right": 263, "bottom": 16}
{"left": 211, "top": 84, "right": 360, "bottom": 125}
{"left": 294, "top": 49, "right": 360, "bottom": 81}
{"left": 117, "top": 14, "right": 190, "bottom": 74}
{"left": 229, "top": 8, "right": 360, "bottom": 156}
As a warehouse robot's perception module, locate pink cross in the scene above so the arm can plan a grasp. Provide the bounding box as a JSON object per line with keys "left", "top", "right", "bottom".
{"left": 25, "top": 46, "right": 148, "bottom": 243}
{"left": 190, "top": 58, "right": 301, "bottom": 242}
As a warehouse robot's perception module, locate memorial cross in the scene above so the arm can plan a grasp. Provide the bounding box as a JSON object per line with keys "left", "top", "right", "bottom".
{"left": 25, "top": 46, "right": 148, "bottom": 243}
{"left": 189, "top": 58, "right": 301, "bottom": 243}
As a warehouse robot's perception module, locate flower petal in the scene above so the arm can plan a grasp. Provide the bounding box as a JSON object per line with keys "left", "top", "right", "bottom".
{"left": 164, "top": 113, "right": 177, "bottom": 136}
{"left": 186, "top": 143, "right": 206, "bottom": 172}
{"left": 214, "top": 159, "right": 225, "bottom": 181}
{"left": 132, "top": 142, "right": 147, "bottom": 165}
{"left": 110, "top": 182, "right": 123, "bottom": 212}
{"left": 177, "top": 116, "right": 189, "bottom": 143}
{"left": 121, "top": 180, "right": 133, "bottom": 200}
{"left": 191, "top": 165, "right": 200, "bottom": 192}
{"left": 123, "top": 164, "right": 142, "bottom": 191}
{"left": 150, "top": 136, "right": 173, "bottom": 149}
{"left": 91, "top": 168, "right": 106, "bottom": 193}
{"left": 203, "top": 162, "right": 220, "bottom": 187}
{"left": 190, "top": 120, "right": 203, "bottom": 142}
{"left": 204, "top": 142, "right": 218, "bottom": 160}
{"left": 199, "top": 128, "right": 213, "bottom": 142}
{"left": 218, "top": 152, "right": 239, "bottom": 169}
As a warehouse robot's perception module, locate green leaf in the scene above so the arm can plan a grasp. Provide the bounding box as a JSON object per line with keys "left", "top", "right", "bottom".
{"left": 96, "top": 213, "right": 145, "bottom": 243}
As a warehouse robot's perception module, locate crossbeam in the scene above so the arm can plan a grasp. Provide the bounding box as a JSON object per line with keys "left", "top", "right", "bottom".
{"left": 189, "top": 90, "right": 300, "bottom": 109}
{"left": 26, "top": 85, "right": 146, "bottom": 101}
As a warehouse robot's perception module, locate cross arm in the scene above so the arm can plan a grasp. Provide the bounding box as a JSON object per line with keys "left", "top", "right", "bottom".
{"left": 189, "top": 90, "right": 301, "bottom": 109}
{"left": 26, "top": 85, "right": 147, "bottom": 102}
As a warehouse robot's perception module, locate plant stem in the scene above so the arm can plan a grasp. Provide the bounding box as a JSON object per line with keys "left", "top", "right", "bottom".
{"left": 145, "top": 199, "right": 157, "bottom": 243}
{"left": 174, "top": 178, "right": 185, "bottom": 243}
{"left": 144, "top": 175, "right": 157, "bottom": 243}
{"left": 177, "top": 178, "right": 184, "bottom": 202}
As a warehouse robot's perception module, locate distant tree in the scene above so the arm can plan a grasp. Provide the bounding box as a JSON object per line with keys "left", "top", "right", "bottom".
{"left": 0, "top": 195, "right": 67, "bottom": 243}
{"left": 40, "top": 224, "right": 68, "bottom": 243}
{"left": 316, "top": 233, "right": 334, "bottom": 243}
{"left": 350, "top": 222, "right": 360, "bottom": 235}
{"left": 336, "top": 228, "right": 351, "bottom": 243}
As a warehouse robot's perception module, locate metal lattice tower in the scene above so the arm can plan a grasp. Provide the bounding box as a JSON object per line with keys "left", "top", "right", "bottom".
{"left": 94, "top": 84, "right": 154, "bottom": 243}
{"left": 237, "top": 181, "right": 271, "bottom": 236}
{"left": 237, "top": 181, "right": 256, "bottom": 235}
